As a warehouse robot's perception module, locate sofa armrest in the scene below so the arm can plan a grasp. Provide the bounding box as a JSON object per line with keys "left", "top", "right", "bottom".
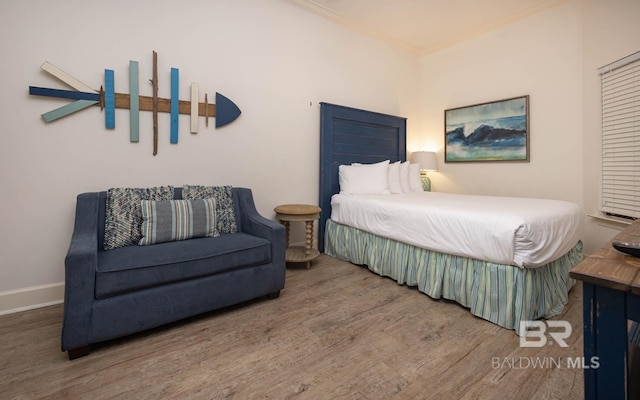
{"left": 235, "top": 188, "right": 285, "bottom": 269}
{"left": 61, "top": 192, "right": 100, "bottom": 351}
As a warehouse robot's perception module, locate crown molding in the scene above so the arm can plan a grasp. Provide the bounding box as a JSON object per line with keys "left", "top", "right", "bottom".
{"left": 284, "top": 0, "right": 568, "bottom": 57}
{"left": 283, "top": 0, "right": 422, "bottom": 56}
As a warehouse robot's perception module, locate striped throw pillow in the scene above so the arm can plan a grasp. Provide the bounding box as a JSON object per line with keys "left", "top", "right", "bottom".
{"left": 139, "top": 198, "right": 219, "bottom": 246}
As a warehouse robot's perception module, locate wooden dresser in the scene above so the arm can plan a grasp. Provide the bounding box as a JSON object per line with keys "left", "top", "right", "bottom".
{"left": 570, "top": 221, "right": 640, "bottom": 400}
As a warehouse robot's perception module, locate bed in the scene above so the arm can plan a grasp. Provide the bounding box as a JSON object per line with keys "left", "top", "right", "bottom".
{"left": 318, "top": 102, "right": 584, "bottom": 335}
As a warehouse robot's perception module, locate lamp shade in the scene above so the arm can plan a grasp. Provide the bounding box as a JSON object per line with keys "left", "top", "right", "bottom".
{"left": 411, "top": 151, "right": 437, "bottom": 171}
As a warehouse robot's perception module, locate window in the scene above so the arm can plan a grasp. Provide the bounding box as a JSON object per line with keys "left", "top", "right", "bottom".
{"left": 600, "top": 51, "right": 640, "bottom": 219}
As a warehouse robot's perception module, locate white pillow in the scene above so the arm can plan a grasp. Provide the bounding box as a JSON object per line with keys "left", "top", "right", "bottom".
{"left": 339, "top": 160, "right": 391, "bottom": 195}
{"left": 408, "top": 163, "right": 424, "bottom": 192}
{"left": 399, "top": 161, "right": 411, "bottom": 192}
{"left": 388, "top": 161, "right": 402, "bottom": 194}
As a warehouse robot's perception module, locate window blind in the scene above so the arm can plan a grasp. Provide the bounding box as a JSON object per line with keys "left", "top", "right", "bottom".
{"left": 600, "top": 51, "right": 640, "bottom": 219}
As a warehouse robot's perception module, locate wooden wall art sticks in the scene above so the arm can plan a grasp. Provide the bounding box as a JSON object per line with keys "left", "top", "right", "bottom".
{"left": 28, "top": 51, "right": 242, "bottom": 156}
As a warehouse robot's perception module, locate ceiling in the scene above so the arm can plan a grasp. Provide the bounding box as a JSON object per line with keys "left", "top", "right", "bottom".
{"left": 286, "top": 0, "right": 566, "bottom": 55}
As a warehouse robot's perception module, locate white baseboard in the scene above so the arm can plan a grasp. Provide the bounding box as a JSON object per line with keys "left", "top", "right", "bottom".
{"left": 0, "top": 240, "right": 320, "bottom": 315}
{"left": 0, "top": 283, "right": 64, "bottom": 315}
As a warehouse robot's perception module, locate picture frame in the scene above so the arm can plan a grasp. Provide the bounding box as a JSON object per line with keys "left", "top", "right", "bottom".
{"left": 444, "top": 95, "right": 529, "bottom": 162}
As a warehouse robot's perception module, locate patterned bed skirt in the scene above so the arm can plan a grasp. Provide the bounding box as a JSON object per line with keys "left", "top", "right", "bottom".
{"left": 324, "top": 219, "right": 583, "bottom": 335}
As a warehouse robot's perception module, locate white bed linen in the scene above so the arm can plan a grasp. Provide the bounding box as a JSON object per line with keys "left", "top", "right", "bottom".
{"left": 330, "top": 191, "right": 583, "bottom": 268}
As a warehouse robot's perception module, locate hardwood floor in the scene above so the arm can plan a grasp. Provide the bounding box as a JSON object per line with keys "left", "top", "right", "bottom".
{"left": 0, "top": 255, "right": 585, "bottom": 399}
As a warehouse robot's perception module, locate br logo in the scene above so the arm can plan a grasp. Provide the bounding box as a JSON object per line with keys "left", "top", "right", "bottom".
{"left": 519, "top": 321, "right": 571, "bottom": 347}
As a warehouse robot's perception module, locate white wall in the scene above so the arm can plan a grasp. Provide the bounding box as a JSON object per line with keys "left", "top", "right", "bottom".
{"left": 4, "top": 0, "right": 637, "bottom": 312}
{"left": 417, "top": 0, "right": 583, "bottom": 206}
{"left": 0, "top": 0, "right": 419, "bottom": 310}
{"left": 581, "top": 0, "right": 640, "bottom": 253}
{"left": 417, "top": 0, "right": 640, "bottom": 255}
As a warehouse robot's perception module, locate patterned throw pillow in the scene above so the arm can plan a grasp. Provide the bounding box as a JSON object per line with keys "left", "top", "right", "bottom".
{"left": 103, "top": 186, "right": 175, "bottom": 250}
{"left": 139, "top": 198, "right": 219, "bottom": 246}
{"left": 182, "top": 185, "right": 237, "bottom": 234}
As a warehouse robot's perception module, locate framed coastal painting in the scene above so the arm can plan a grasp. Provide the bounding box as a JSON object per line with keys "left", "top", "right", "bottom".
{"left": 444, "top": 95, "right": 529, "bottom": 162}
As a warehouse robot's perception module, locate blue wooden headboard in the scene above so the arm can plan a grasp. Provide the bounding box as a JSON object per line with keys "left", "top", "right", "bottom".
{"left": 318, "top": 102, "right": 407, "bottom": 251}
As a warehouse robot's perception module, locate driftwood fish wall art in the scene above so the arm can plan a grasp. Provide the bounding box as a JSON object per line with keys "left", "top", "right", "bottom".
{"left": 28, "top": 51, "right": 242, "bottom": 156}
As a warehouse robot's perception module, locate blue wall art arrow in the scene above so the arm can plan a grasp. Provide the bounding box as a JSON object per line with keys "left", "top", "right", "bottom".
{"left": 29, "top": 51, "right": 242, "bottom": 156}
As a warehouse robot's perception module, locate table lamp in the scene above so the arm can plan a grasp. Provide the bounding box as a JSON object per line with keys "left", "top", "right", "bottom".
{"left": 411, "top": 151, "right": 437, "bottom": 191}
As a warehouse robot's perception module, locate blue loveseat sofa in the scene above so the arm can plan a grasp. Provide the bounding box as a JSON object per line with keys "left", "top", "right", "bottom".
{"left": 61, "top": 186, "right": 285, "bottom": 359}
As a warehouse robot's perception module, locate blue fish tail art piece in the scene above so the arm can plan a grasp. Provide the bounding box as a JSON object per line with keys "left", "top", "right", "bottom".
{"left": 28, "top": 51, "right": 242, "bottom": 156}
{"left": 215, "top": 92, "right": 242, "bottom": 129}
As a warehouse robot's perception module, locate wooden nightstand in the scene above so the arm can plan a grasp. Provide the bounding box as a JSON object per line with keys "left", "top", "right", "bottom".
{"left": 274, "top": 204, "right": 321, "bottom": 269}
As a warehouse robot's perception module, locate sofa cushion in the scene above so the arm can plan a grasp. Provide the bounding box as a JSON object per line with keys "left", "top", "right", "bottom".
{"left": 139, "top": 198, "right": 219, "bottom": 245}
{"left": 182, "top": 185, "right": 237, "bottom": 235}
{"left": 95, "top": 233, "right": 271, "bottom": 299}
{"left": 103, "top": 186, "right": 175, "bottom": 250}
